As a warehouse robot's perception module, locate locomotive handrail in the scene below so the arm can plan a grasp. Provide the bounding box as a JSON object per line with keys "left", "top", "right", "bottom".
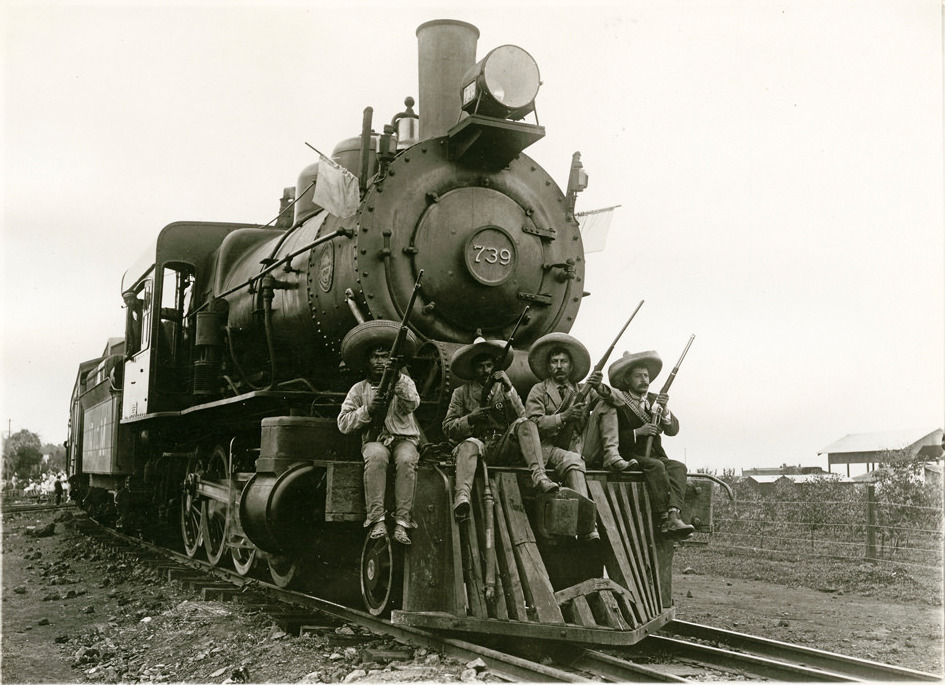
{"left": 687, "top": 473, "right": 735, "bottom": 501}
{"left": 191, "top": 227, "right": 353, "bottom": 315}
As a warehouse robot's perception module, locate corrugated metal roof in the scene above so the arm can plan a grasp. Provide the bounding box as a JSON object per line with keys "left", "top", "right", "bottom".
{"left": 818, "top": 428, "right": 943, "bottom": 455}
{"left": 745, "top": 475, "right": 783, "bottom": 484}
{"left": 745, "top": 473, "right": 850, "bottom": 484}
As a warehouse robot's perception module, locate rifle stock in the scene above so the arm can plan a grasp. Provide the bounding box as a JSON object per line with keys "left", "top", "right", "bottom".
{"left": 643, "top": 334, "right": 695, "bottom": 459}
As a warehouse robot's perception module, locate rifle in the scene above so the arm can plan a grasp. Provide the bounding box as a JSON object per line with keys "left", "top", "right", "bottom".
{"left": 643, "top": 334, "right": 695, "bottom": 459}
{"left": 368, "top": 271, "right": 424, "bottom": 437}
{"left": 478, "top": 306, "right": 530, "bottom": 409}
{"left": 555, "top": 300, "right": 644, "bottom": 444}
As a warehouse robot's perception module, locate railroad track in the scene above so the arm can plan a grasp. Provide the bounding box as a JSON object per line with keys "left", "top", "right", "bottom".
{"left": 76, "top": 514, "right": 939, "bottom": 682}
{"left": 2, "top": 501, "right": 73, "bottom": 515}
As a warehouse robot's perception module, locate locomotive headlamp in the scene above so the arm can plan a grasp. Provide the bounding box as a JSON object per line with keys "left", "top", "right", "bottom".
{"left": 460, "top": 45, "right": 540, "bottom": 120}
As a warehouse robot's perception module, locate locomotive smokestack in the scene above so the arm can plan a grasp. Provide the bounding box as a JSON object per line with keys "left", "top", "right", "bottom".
{"left": 416, "top": 20, "right": 479, "bottom": 141}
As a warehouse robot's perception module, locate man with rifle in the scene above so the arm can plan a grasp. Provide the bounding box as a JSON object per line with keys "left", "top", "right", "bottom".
{"left": 606, "top": 348, "right": 695, "bottom": 539}
{"left": 525, "top": 331, "right": 640, "bottom": 474}
{"left": 442, "top": 336, "right": 559, "bottom": 522}
{"left": 337, "top": 320, "right": 421, "bottom": 546}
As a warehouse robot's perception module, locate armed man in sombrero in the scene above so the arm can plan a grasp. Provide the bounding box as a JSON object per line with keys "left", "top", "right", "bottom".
{"left": 604, "top": 350, "right": 695, "bottom": 539}
{"left": 442, "top": 336, "right": 559, "bottom": 521}
{"left": 524, "top": 332, "right": 623, "bottom": 541}
{"left": 524, "top": 332, "right": 632, "bottom": 475}
{"left": 337, "top": 321, "right": 421, "bottom": 546}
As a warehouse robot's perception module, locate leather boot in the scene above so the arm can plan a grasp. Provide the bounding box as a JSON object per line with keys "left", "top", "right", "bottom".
{"left": 453, "top": 443, "right": 478, "bottom": 521}
{"left": 659, "top": 508, "right": 694, "bottom": 539}
{"left": 515, "top": 422, "right": 559, "bottom": 493}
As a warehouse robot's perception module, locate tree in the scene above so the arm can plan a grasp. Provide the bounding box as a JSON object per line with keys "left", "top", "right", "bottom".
{"left": 872, "top": 448, "right": 943, "bottom": 562}
{"left": 3, "top": 429, "right": 43, "bottom": 479}
{"left": 41, "top": 441, "right": 66, "bottom": 473}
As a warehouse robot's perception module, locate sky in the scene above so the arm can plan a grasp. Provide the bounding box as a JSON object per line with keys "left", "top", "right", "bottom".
{"left": 2, "top": 0, "right": 942, "bottom": 475}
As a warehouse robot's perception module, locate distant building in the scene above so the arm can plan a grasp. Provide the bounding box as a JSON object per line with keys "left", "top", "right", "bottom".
{"left": 818, "top": 428, "right": 944, "bottom": 478}
{"left": 741, "top": 466, "right": 849, "bottom": 492}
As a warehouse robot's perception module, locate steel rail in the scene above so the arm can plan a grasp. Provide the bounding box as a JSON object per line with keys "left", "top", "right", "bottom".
{"left": 76, "top": 517, "right": 589, "bottom": 683}
{"left": 2, "top": 502, "right": 74, "bottom": 514}
{"left": 566, "top": 649, "right": 688, "bottom": 682}
{"left": 76, "top": 517, "right": 940, "bottom": 683}
{"left": 666, "top": 619, "right": 941, "bottom": 681}
{"left": 644, "top": 634, "right": 857, "bottom": 681}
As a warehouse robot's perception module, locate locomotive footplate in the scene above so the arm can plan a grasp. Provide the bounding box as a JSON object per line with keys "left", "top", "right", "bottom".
{"left": 392, "top": 465, "right": 676, "bottom": 646}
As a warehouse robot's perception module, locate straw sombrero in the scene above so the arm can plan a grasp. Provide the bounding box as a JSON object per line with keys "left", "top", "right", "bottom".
{"left": 450, "top": 337, "right": 512, "bottom": 381}
{"left": 527, "top": 332, "right": 591, "bottom": 382}
{"left": 340, "top": 320, "right": 418, "bottom": 370}
{"left": 608, "top": 350, "right": 662, "bottom": 390}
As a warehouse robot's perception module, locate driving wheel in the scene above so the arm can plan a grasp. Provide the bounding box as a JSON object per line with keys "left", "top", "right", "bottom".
{"left": 268, "top": 554, "right": 301, "bottom": 588}
{"left": 201, "top": 445, "right": 230, "bottom": 566}
{"left": 230, "top": 533, "right": 256, "bottom": 576}
{"left": 180, "top": 456, "right": 204, "bottom": 558}
{"left": 360, "top": 531, "right": 403, "bottom": 616}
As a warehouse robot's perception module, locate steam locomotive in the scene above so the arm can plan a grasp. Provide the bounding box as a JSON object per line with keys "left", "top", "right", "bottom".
{"left": 67, "top": 20, "right": 713, "bottom": 645}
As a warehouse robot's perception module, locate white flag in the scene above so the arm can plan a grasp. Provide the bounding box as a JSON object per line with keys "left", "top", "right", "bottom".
{"left": 313, "top": 157, "right": 360, "bottom": 218}
{"left": 577, "top": 205, "right": 619, "bottom": 253}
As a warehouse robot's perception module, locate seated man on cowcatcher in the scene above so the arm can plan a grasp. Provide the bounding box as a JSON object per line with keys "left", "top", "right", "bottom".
{"left": 442, "top": 336, "right": 558, "bottom": 522}
{"left": 605, "top": 350, "right": 694, "bottom": 539}
{"left": 337, "top": 322, "right": 421, "bottom": 546}
{"left": 524, "top": 332, "right": 636, "bottom": 475}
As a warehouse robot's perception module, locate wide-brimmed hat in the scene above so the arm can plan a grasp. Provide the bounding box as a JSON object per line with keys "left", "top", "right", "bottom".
{"left": 608, "top": 350, "right": 662, "bottom": 390}
{"left": 340, "top": 320, "right": 418, "bottom": 370}
{"left": 528, "top": 332, "right": 591, "bottom": 382}
{"left": 450, "top": 337, "right": 512, "bottom": 381}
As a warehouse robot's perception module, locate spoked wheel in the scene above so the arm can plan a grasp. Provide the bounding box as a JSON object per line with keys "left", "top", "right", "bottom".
{"left": 180, "top": 457, "right": 205, "bottom": 558}
{"left": 268, "top": 554, "right": 302, "bottom": 588}
{"left": 201, "top": 445, "right": 230, "bottom": 567}
{"left": 230, "top": 534, "right": 256, "bottom": 576}
{"left": 360, "top": 531, "right": 403, "bottom": 616}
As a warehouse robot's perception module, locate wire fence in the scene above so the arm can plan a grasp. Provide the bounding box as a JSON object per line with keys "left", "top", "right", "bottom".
{"left": 703, "top": 476, "right": 944, "bottom": 571}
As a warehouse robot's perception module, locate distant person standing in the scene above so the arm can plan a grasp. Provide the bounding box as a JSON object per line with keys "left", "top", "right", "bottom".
{"left": 53, "top": 477, "right": 64, "bottom": 506}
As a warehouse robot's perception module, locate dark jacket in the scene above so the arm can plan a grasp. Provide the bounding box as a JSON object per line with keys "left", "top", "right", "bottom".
{"left": 613, "top": 390, "right": 680, "bottom": 460}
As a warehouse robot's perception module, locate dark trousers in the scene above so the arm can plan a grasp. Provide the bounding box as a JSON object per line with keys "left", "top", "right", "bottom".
{"left": 637, "top": 455, "right": 687, "bottom": 513}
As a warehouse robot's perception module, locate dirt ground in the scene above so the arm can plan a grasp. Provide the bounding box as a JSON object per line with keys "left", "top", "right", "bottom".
{"left": 2, "top": 507, "right": 942, "bottom": 683}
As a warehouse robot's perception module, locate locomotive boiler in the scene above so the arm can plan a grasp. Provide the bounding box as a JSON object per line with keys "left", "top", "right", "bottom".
{"left": 68, "top": 20, "right": 713, "bottom": 644}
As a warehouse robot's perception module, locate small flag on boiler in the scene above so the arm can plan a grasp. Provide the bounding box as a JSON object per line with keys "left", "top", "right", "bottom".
{"left": 576, "top": 205, "right": 620, "bottom": 254}
{"left": 313, "top": 155, "right": 360, "bottom": 219}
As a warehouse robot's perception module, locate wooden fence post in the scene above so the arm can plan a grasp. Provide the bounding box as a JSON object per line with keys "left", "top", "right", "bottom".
{"left": 865, "top": 484, "right": 877, "bottom": 561}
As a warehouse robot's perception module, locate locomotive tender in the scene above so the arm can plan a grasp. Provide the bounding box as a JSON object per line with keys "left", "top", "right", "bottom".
{"left": 67, "top": 20, "right": 711, "bottom": 645}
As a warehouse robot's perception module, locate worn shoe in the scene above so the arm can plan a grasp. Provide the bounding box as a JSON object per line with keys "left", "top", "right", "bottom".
{"left": 392, "top": 524, "right": 412, "bottom": 545}
{"left": 659, "top": 517, "right": 695, "bottom": 540}
{"left": 368, "top": 520, "right": 387, "bottom": 539}
{"left": 453, "top": 496, "right": 471, "bottom": 522}
{"left": 603, "top": 457, "right": 632, "bottom": 472}
{"left": 534, "top": 477, "right": 560, "bottom": 494}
